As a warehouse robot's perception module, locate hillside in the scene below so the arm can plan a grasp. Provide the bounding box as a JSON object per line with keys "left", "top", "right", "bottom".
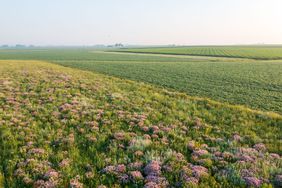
{"left": 0, "top": 60, "right": 281, "bottom": 187}
{"left": 0, "top": 49, "right": 281, "bottom": 114}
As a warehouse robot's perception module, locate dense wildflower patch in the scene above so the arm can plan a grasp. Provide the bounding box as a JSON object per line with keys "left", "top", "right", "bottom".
{"left": 0, "top": 60, "right": 281, "bottom": 187}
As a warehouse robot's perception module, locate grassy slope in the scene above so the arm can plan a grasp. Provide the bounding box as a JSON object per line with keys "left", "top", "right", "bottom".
{"left": 54, "top": 58, "right": 282, "bottom": 114}
{"left": 0, "top": 60, "right": 281, "bottom": 187}
{"left": 0, "top": 49, "right": 281, "bottom": 114}
{"left": 117, "top": 46, "right": 282, "bottom": 60}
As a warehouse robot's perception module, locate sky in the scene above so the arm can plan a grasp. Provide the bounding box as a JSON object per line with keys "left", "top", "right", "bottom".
{"left": 1, "top": 0, "right": 282, "bottom": 46}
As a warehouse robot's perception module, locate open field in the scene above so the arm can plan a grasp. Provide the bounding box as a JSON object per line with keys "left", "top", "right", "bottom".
{"left": 0, "top": 48, "right": 281, "bottom": 114}
{"left": 116, "top": 46, "right": 282, "bottom": 60}
{"left": 0, "top": 60, "right": 281, "bottom": 187}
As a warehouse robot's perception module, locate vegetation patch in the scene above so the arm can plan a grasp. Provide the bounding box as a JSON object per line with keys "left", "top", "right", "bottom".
{"left": 0, "top": 60, "right": 281, "bottom": 187}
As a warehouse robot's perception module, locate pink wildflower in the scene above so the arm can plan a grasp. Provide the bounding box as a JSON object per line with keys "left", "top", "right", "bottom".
{"left": 129, "top": 171, "right": 144, "bottom": 181}
{"left": 44, "top": 169, "right": 59, "bottom": 180}
{"left": 128, "top": 162, "right": 143, "bottom": 170}
{"left": 59, "top": 158, "right": 71, "bottom": 168}
{"left": 114, "top": 132, "right": 125, "bottom": 140}
{"left": 244, "top": 177, "right": 262, "bottom": 187}
{"left": 115, "top": 164, "right": 126, "bottom": 173}
{"left": 191, "top": 165, "right": 209, "bottom": 178}
{"left": 187, "top": 141, "right": 196, "bottom": 151}
{"left": 70, "top": 176, "right": 83, "bottom": 188}
{"left": 118, "top": 174, "right": 129, "bottom": 184}
{"left": 233, "top": 134, "right": 242, "bottom": 141}
{"left": 144, "top": 182, "right": 160, "bottom": 188}
{"left": 253, "top": 143, "right": 267, "bottom": 152}
{"left": 144, "top": 161, "right": 161, "bottom": 176}
{"left": 134, "top": 150, "right": 144, "bottom": 157}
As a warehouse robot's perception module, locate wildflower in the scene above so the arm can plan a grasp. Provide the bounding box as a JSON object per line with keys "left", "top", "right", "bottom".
{"left": 51, "top": 111, "right": 60, "bottom": 118}
{"left": 191, "top": 165, "right": 209, "bottom": 178}
{"left": 134, "top": 150, "right": 144, "bottom": 157}
{"left": 23, "top": 176, "right": 33, "bottom": 185}
{"left": 143, "top": 134, "right": 151, "bottom": 140}
{"left": 174, "top": 152, "right": 185, "bottom": 161}
{"left": 33, "top": 180, "right": 46, "bottom": 187}
{"left": 151, "top": 126, "right": 159, "bottom": 132}
{"left": 233, "top": 134, "right": 242, "bottom": 142}
{"left": 142, "top": 126, "right": 150, "bottom": 132}
{"left": 14, "top": 168, "right": 25, "bottom": 177}
{"left": 214, "top": 151, "right": 222, "bottom": 157}
{"left": 118, "top": 174, "right": 129, "bottom": 184}
{"left": 240, "top": 169, "right": 253, "bottom": 177}
{"left": 145, "top": 175, "right": 169, "bottom": 187}
{"left": 67, "top": 133, "right": 75, "bottom": 144}
{"left": 70, "top": 176, "right": 83, "bottom": 188}
{"left": 194, "top": 118, "right": 203, "bottom": 128}
{"left": 138, "top": 121, "right": 144, "bottom": 127}
{"left": 161, "top": 137, "right": 169, "bottom": 145}
{"left": 59, "top": 158, "right": 71, "bottom": 168}
{"left": 90, "top": 126, "right": 99, "bottom": 132}
{"left": 26, "top": 141, "right": 34, "bottom": 147}
{"left": 144, "top": 182, "right": 160, "bottom": 188}
{"left": 130, "top": 170, "right": 144, "bottom": 181}
{"left": 128, "top": 132, "right": 137, "bottom": 137}
{"left": 270, "top": 153, "right": 280, "bottom": 159}
{"left": 115, "top": 164, "right": 126, "bottom": 173}
{"left": 77, "top": 128, "right": 85, "bottom": 134}
{"left": 239, "top": 155, "right": 255, "bottom": 162}
{"left": 187, "top": 141, "right": 196, "bottom": 151}
{"left": 253, "top": 143, "right": 267, "bottom": 152}
{"left": 243, "top": 177, "right": 262, "bottom": 187}
{"left": 222, "top": 152, "right": 234, "bottom": 160}
{"left": 144, "top": 161, "right": 161, "bottom": 176}
{"left": 87, "top": 136, "right": 97, "bottom": 143}
{"left": 161, "top": 165, "right": 171, "bottom": 174}
{"left": 128, "top": 162, "right": 143, "bottom": 170}
{"left": 28, "top": 148, "right": 45, "bottom": 155}
{"left": 85, "top": 171, "right": 94, "bottom": 179}
{"left": 102, "top": 165, "right": 115, "bottom": 174}
{"left": 192, "top": 149, "right": 209, "bottom": 157}
{"left": 183, "top": 177, "right": 199, "bottom": 185}
{"left": 114, "top": 132, "right": 125, "bottom": 140}
{"left": 44, "top": 169, "right": 59, "bottom": 180}
{"left": 161, "top": 127, "right": 171, "bottom": 133}
{"left": 151, "top": 134, "right": 159, "bottom": 139}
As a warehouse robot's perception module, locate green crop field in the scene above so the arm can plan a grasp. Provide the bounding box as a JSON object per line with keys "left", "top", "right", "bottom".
{"left": 117, "top": 46, "right": 282, "bottom": 60}
{"left": 2, "top": 0, "right": 282, "bottom": 187}
{"left": 0, "top": 48, "right": 281, "bottom": 114}
{"left": 0, "top": 60, "right": 281, "bottom": 187}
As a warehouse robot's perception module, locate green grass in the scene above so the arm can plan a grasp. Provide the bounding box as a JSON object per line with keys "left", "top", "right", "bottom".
{"left": 54, "top": 59, "right": 282, "bottom": 114}
{"left": 117, "top": 46, "right": 282, "bottom": 60}
{"left": 0, "top": 48, "right": 281, "bottom": 114}
{"left": 0, "top": 60, "right": 281, "bottom": 187}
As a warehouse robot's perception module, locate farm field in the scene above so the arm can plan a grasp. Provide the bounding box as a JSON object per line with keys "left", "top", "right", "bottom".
{"left": 0, "top": 60, "right": 281, "bottom": 187}
{"left": 0, "top": 48, "right": 281, "bottom": 114}
{"left": 116, "top": 46, "right": 282, "bottom": 60}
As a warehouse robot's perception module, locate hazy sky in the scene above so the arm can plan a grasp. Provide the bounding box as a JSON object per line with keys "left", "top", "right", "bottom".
{"left": 1, "top": 0, "right": 282, "bottom": 45}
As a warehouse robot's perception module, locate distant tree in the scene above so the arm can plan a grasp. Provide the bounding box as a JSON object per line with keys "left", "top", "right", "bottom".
{"left": 15, "top": 44, "right": 26, "bottom": 48}
{"left": 115, "top": 43, "right": 124, "bottom": 47}
{"left": 1, "top": 45, "right": 9, "bottom": 48}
